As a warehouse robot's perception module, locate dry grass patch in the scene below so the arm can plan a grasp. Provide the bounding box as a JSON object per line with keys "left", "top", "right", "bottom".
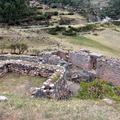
{"left": 0, "top": 96, "right": 120, "bottom": 120}
{"left": 84, "top": 29, "right": 120, "bottom": 51}
{"left": 52, "top": 34, "right": 120, "bottom": 58}
{"left": 0, "top": 73, "right": 47, "bottom": 96}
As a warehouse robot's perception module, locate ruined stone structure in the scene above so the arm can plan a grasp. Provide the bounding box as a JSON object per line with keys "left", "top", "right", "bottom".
{"left": 68, "top": 50, "right": 120, "bottom": 86}
{"left": 0, "top": 60, "right": 70, "bottom": 99}
{"left": 0, "top": 49, "right": 120, "bottom": 99}
{"left": 39, "top": 49, "right": 120, "bottom": 86}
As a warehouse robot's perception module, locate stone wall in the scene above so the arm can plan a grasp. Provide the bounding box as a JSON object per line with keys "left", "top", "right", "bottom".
{"left": 96, "top": 57, "right": 120, "bottom": 86}
{"left": 0, "top": 60, "right": 70, "bottom": 99}
{"left": 68, "top": 50, "right": 120, "bottom": 86}
{"left": 0, "top": 49, "right": 120, "bottom": 98}
{"left": 0, "top": 55, "right": 39, "bottom": 63}
{"left": 69, "top": 51, "right": 91, "bottom": 70}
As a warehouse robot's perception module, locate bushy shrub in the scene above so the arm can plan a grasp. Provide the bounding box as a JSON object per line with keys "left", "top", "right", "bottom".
{"left": 62, "top": 29, "right": 77, "bottom": 36}
{"left": 15, "top": 20, "right": 21, "bottom": 25}
{"left": 30, "top": 49, "right": 41, "bottom": 56}
{"left": 48, "top": 26, "right": 66, "bottom": 35}
{"left": 49, "top": 30, "right": 58, "bottom": 35}
{"left": 37, "top": 12, "right": 43, "bottom": 15}
{"left": 77, "top": 23, "right": 97, "bottom": 32}
{"left": 111, "top": 21, "right": 120, "bottom": 26}
{"left": 35, "top": 15, "right": 46, "bottom": 20}
{"left": 37, "top": 7, "right": 43, "bottom": 9}
{"left": 20, "top": 18, "right": 31, "bottom": 23}
{"left": 100, "top": 22, "right": 113, "bottom": 28}
{"left": 44, "top": 12, "right": 51, "bottom": 19}
{"left": 0, "top": 37, "right": 3, "bottom": 39}
{"left": 77, "top": 79, "right": 120, "bottom": 100}
{"left": 53, "top": 11, "right": 59, "bottom": 16}
{"left": 68, "top": 12, "right": 74, "bottom": 15}
{"left": 8, "top": 21, "right": 15, "bottom": 25}
{"left": 51, "top": 5, "right": 57, "bottom": 8}
{"left": 54, "top": 26, "right": 65, "bottom": 31}
{"left": 59, "top": 13, "right": 65, "bottom": 15}
{"left": 93, "top": 33, "right": 98, "bottom": 36}
{"left": 59, "top": 18, "right": 71, "bottom": 25}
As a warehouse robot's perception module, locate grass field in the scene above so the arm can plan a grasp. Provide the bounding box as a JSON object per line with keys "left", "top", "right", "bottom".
{"left": 53, "top": 33, "right": 120, "bottom": 58}
{"left": 0, "top": 73, "right": 47, "bottom": 95}
{"left": 0, "top": 25, "right": 120, "bottom": 58}
{"left": 0, "top": 95, "right": 120, "bottom": 120}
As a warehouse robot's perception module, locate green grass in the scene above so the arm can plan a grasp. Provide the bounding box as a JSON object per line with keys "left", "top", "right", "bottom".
{"left": 0, "top": 25, "right": 120, "bottom": 58}
{"left": 0, "top": 95, "right": 120, "bottom": 120}
{"left": 0, "top": 67, "right": 120, "bottom": 120}
{"left": 0, "top": 73, "right": 47, "bottom": 95}
{"left": 70, "top": 36, "right": 119, "bottom": 54}
{"left": 54, "top": 35, "right": 120, "bottom": 58}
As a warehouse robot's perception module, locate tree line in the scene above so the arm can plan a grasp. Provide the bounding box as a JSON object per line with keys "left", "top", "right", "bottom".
{"left": 40, "top": 0, "right": 120, "bottom": 20}
{"left": 0, "top": 0, "right": 33, "bottom": 24}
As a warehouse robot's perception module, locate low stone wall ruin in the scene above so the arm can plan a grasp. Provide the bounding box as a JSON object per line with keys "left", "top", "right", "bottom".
{"left": 96, "top": 58, "right": 120, "bottom": 86}
{"left": 0, "top": 49, "right": 120, "bottom": 99}
{"left": 0, "top": 60, "right": 70, "bottom": 99}
{"left": 0, "top": 55, "right": 39, "bottom": 63}
{"left": 68, "top": 50, "right": 120, "bottom": 86}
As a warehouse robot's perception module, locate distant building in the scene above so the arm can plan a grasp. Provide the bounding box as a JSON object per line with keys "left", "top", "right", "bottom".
{"left": 29, "top": 1, "right": 50, "bottom": 9}
{"left": 29, "top": 1, "right": 40, "bottom": 7}
{"left": 102, "top": 16, "right": 111, "bottom": 22}
{"left": 42, "top": 5, "right": 50, "bottom": 9}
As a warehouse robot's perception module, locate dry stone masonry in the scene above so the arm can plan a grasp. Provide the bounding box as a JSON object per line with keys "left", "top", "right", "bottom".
{"left": 68, "top": 49, "right": 120, "bottom": 86}
{"left": 0, "top": 60, "right": 70, "bottom": 99}
{"left": 0, "top": 49, "right": 120, "bottom": 99}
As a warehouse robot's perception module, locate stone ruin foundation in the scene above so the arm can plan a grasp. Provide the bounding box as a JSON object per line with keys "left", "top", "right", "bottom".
{"left": 0, "top": 60, "right": 71, "bottom": 100}
{"left": 0, "top": 49, "right": 120, "bottom": 99}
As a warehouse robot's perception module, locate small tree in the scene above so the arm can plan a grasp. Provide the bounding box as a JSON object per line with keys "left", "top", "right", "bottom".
{"left": 31, "top": 49, "right": 41, "bottom": 56}
{"left": 9, "top": 43, "right": 28, "bottom": 54}
{"left": 0, "top": 43, "right": 6, "bottom": 54}
{"left": 9, "top": 44, "right": 17, "bottom": 53}
{"left": 16, "top": 43, "right": 28, "bottom": 54}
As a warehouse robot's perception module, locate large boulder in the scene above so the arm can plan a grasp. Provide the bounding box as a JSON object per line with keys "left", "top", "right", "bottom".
{"left": 65, "top": 70, "right": 96, "bottom": 83}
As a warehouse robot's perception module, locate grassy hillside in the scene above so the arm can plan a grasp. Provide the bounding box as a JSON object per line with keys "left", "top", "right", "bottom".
{"left": 37, "top": 8, "right": 86, "bottom": 26}
{"left": 0, "top": 94, "right": 120, "bottom": 120}
{"left": 52, "top": 30, "right": 120, "bottom": 58}
{"left": 0, "top": 22, "right": 120, "bottom": 58}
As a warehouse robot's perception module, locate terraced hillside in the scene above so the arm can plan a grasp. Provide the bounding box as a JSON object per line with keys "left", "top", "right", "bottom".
{"left": 0, "top": 21, "right": 120, "bottom": 58}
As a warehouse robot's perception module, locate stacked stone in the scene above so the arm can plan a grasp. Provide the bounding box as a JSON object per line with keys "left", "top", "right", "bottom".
{"left": 0, "top": 55, "right": 39, "bottom": 63}
{"left": 0, "top": 64, "right": 8, "bottom": 77}
{"left": 36, "top": 66, "right": 66, "bottom": 99}
{"left": 4, "top": 61, "right": 55, "bottom": 78}
{"left": 0, "top": 60, "right": 71, "bottom": 99}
